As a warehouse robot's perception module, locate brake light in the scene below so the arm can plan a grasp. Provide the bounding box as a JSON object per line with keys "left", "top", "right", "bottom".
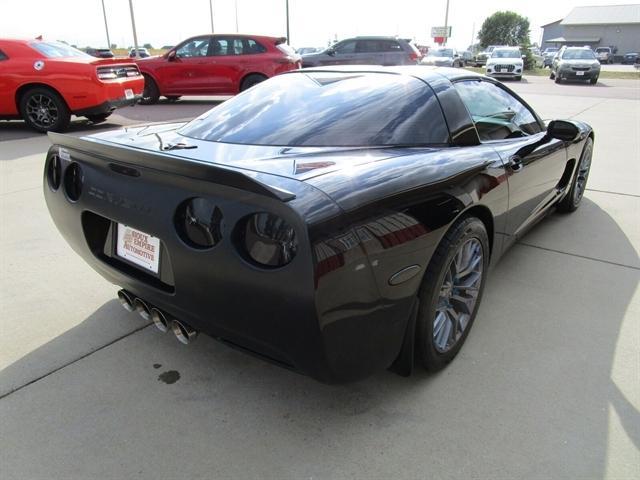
{"left": 96, "top": 65, "right": 141, "bottom": 80}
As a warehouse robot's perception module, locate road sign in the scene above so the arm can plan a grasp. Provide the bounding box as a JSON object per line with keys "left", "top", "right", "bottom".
{"left": 431, "top": 26, "right": 452, "bottom": 38}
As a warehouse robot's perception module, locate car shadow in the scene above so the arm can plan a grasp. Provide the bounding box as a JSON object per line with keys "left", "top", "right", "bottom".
{"left": 0, "top": 198, "right": 637, "bottom": 477}
{"left": 0, "top": 119, "right": 118, "bottom": 143}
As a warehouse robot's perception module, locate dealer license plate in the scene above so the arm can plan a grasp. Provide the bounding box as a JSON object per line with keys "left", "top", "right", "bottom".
{"left": 124, "top": 88, "right": 134, "bottom": 100}
{"left": 576, "top": 71, "right": 585, "bottom": 76}
{"left": 500, "top": 68, "right": 508, "bottom": 73}
{"left": 116, "top": 224, "right": 160, "bottom": 273}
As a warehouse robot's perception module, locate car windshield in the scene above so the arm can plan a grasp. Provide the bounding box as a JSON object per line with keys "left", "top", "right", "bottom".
{"left": 179, "top": 72, "right": 449, "bottom": 147}
{"left": 30, "top": 41, "right": 90, "bottom": 58}
{"left": 431, "top": 49, "right": 453, "bottom": 57}
{"left": 595, "top": 48, "right": 609, "bottom": 53}
{"left": 492, "top": 49, "right": 520, "bottom": 58}
{"left": 562, "top": 49, "right": 596, "bottom": 60}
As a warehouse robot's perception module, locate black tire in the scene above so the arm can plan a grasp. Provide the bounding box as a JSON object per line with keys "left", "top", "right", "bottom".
{"left": 515, "top": 75, "right": 522, "bottom": 81}
{"left": 140, "top": 74, "right": 160, "bottom": 105}
{"left": 555, "top": 75, "right": 561, "bottom": 84}
{"left": 165, "top": 95, "right": 181, "bottom": 101}
{"left": 19, "top": 87, "right": 70, "bottom": 133}
{"left": 416, "top": 216, "right": 490, "bottom": 372}
{"left": 590, "top": 77, "right": 598, "bottom": 85}
{"left": 549, "top": 70, "right": 555, "bottom": 79}
{"left": 557, "top": 137, "right": 593, "bottom": 213}
{"left": 240, "top": 74, "right": 267, "bottom": 92}
{"left": 85, "top": 113, "right": 111, "bottom": 124}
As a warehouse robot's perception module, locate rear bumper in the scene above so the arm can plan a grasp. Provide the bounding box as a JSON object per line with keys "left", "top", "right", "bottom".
{"left": 74, "top": 95, "right": 142, "bottom": 117}
{"left": 43, "top": 143, "right": 410, "bottom": 383}
{"left": 556, "top": 70, "right": 599, "bottom": 80}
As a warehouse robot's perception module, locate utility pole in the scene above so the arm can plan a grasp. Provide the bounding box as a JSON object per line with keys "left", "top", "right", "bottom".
{"left": 235, "top": 0, "right": 239, "bottom": 33}
{"left": 209, "top": 0, "right": 214, "bottom": 33}
{"left": 101, "top": 0, "right": 111, "bottom": 48}
{"left": 128, "top": 0, "right": 140, "bottom": 58}
{"left": 470, "top": 22, "right": 475, "bottom": 50}
{"left": 443, "top": 0, "right": 450, "bottom": 46}
{"left": 285, "top": 0, "right": 290, "bottom": 45}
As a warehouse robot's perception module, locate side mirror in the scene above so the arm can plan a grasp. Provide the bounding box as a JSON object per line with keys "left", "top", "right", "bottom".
{"left": 167, "top": 50, "right": 177, "bottom": 61}
{"left": 547, "top": 120, "right": 580, "bottom": 142}
{"left": 326, "top": 47, "right": 336, "bottom": 56}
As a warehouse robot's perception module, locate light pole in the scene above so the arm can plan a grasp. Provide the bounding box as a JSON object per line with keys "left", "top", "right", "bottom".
{"left": 101, "top": 0, "right": 111, "bottom": 48}
{"left": 209, "top": 0, "right": 214, "bottom": 33}
{"left": 286, "top": 0, "right": 290, "bottom": 45}
{"left": 128, "top": 0, "right": 140, "bottom": 58}
{"left": 235, "top": 0, "right": 239, "bottom": 33}
{"left": 443, "top": 0, "right": 450, "bottom": 46}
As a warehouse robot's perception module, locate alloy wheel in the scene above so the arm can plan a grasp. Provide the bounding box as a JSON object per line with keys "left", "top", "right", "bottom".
{"left": 25, "top": 94, "right": 58, "bottom": 129}
{"left": 433, "top": 238, "right": 484, "bottom": 353}
{"left": 573, "top": 143, "right": 593, "bottom": 204}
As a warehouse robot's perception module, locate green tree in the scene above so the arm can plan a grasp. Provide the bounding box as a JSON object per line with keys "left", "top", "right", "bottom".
{"left": 143, "top": 43, "right": 153, "bottom": 49}
{"left": 479, "top": 11, "right": 536, "bottom": 70}
{"left": 478, "top": 11, "right": 530, "bottom": 48}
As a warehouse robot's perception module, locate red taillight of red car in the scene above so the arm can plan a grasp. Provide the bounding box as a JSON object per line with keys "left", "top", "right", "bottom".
{"left": 96, "top": 65, "right": 141, "bottom": 80}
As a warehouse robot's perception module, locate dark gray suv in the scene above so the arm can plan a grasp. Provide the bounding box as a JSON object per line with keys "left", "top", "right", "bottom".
{"left": 301, "top": 36, "right": 421, "bottom": 67}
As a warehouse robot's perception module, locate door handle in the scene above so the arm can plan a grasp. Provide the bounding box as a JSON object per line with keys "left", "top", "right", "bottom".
{"left": 509, "top": 155, "right": 524, "bottom": 172}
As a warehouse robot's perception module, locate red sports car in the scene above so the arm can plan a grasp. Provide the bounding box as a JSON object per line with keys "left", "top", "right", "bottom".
{"left": 135, "top": 34, "right": 301, "bottom": 104}
{"left": 0, "top": 38, "right": 144, "bottom": 132}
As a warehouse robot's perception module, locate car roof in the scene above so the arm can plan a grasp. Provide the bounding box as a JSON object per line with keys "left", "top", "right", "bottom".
{"left": 296, "top": 65, "right": 483, "bottom": 84}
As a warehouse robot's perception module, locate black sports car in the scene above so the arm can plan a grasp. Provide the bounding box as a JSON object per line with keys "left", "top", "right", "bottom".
{"left": 44, "top": 66, "right": 594, "bottom": 383}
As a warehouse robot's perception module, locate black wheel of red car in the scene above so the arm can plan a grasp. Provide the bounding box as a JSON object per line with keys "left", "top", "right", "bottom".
{"left": 416, "top": 216, "right": 489, "bottom": 372}
{"left": 19, "top": 87, "right": 70, "bottom": 133}
{"left": 165, "top": 96, "right": 181, "bottom": 102}
{"left": 140, "top": 74, "right": 160, "bottom": 105}
{"left": 85, "top": 113, "right": 111, "bottom": 124}
{"left": 557, "top": 137, "right": 593, "bottom": 213}
{"left": 240, "top": 74, "right": 267, "bottom": 92}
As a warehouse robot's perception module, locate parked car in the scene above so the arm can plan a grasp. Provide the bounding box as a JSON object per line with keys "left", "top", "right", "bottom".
{"left": 129, "top": 47, "right": 150, "bottom": 58}
{"left": 421, "top": 47, "right": 463, "bottom": 67}
{"left": 300, "top": 36, "right": 422, "bottom": 67}
{"left": 542, "top": 47, "right": 559, "bottom": 68}
{"left": 485, "top": 47, "right": 524, "bottom": 81}
{"left": 44, "top": 66, "right": 594, "bottom": 382}
{"left": 550, "top": 46, "right": 600, "bottom": 84}
{"left": 529, "top": 47, "right": 544, "bottom": 68}
{"left": 622, "top": 52, "right": 639, "bottom": 64}
{"left": 459, "top": 50, "right": 475, "bottom": 66}
{"left": 594, "top": 46, "right": 613, "bottom": 64}
{"left": 297, "top": 47, "right": 321, "bottom": 55}
{"left": 474, "top": 45, "right": 502, "bottom": 66}
{"left": 135, "top": 34, "right": 301, "bottom": 104}
{"left": 0, "top": 38, "right": 143, "bottom": 132}
{"left": 85, "top": 47, "right": 115, "bottom": 58}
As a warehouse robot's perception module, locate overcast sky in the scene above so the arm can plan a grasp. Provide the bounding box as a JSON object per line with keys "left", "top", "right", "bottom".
{"left": 1, "top": 0, "right": 636, "bottom": 49}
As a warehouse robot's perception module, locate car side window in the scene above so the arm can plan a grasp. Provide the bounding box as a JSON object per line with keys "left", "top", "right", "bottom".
{"left": 176, "top": 37, "right": 211, "bottom": 58}
{"left": 244, "top": 39, "right": 266, "bottom": 54}
{"left": 454, "top": 80, "right": 542, "bottom": 141}
{"left": 356, "top": 40, "right": 379, "bottom": 53}
{"left": 0, "top": 49, "right": 7, "bottom": 61}
{"left": 381, "top": 40, "right": 403, "bottom": 52}
{"left": 334, "top": 40, "right": 356, "bottom": 54}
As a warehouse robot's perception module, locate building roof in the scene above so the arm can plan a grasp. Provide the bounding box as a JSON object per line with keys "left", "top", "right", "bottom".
{"left": 541, "top": 19, "right": 563, "bottom": 27}
{"left": 561, "top": 4, "right": 640, "bottom": 25}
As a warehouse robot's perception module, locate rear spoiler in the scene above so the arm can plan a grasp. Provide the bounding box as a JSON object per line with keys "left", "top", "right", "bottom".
{"left": 274, "top": 37, "right": 288, "bottom": 45}
{"left": 47, "top": 132, "right": 296, "bottom": 202}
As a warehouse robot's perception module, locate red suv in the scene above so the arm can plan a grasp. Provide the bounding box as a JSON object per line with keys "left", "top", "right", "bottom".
{"left": 136, "top": 34, "right": 301, "bottom": 104}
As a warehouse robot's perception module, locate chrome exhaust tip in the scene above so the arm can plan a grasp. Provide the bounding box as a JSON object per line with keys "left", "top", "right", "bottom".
{"left": 133, "top": 298, "right": 151, "bottom": 321}
{"left": 150, "top": 308, "right": 171, "bottom": 333}
{"left": 117, "top": 290, "right": 134, "bottom": 312}
{"left": 171, "top": 319, "right": 198, "bottom": 345}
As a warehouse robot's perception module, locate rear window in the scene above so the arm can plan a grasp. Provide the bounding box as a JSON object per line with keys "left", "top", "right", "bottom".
{"left": 179, "top": 72, "right": 449, "bottom": 147}
{"left": 275, "top": 42, "right": 296, "bottom": 56}
{"left": 30, "top": 41, "right": 90, "bottom": 58}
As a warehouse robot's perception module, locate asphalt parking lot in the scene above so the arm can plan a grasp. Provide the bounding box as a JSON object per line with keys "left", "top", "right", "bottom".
{"left": 1, "top": 75, "right": 638, "bottom": 479}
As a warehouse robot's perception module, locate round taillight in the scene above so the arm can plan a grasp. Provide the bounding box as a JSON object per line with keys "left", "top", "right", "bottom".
{"left": 175, "top": 198, "right": 223, "bottom": 249}
{"left": 63, "top": 162, "right": 83, "bottom": 201}
{"left": 237, "top": 212, "right": 297, "bottom": 268}
{"left": 47, "top": 154, "right": 61, "bottom": 191}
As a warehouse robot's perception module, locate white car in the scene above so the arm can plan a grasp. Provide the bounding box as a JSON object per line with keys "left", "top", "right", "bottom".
{"left": 486, "top": 47, "right": 524, "bottom": 81}
{"left": 421, "top": 48, "right": 464, "bottom": 67}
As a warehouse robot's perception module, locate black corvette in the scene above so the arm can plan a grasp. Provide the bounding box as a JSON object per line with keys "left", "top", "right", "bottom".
{"left": 44, "top": 66, "right": 594, "bottom": 383}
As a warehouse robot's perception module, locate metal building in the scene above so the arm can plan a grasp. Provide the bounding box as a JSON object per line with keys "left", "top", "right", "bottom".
{"left": 541, "top": 4, "right": 640, "bottom": 56}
